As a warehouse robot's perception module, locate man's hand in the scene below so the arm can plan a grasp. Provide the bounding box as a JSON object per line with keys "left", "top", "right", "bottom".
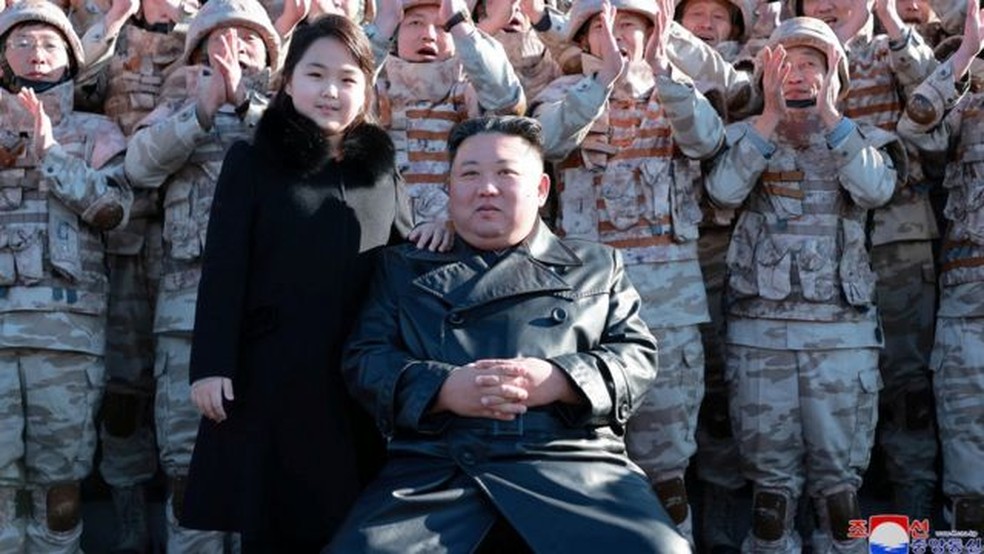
{"left": 478, "top": 0, "right": 519, "bottom": 35}
{"left": 191, "top": 377, "right": 235, "bottom": 423}
{"left": 275, "top": 0, "right": 312, "bottom": 38}
{"left": 873, "top": 0, "right": 905, "bottom": 41}
{"left": 644, "top": 0, "right": 673, "bottom": 77}
{"left": 753, "top": 45, "right": 788, "bottom": 140}
{"left": 519, "top": 0, "right": 546, "bottom": 27}
{"left": 16, "top": 88, "right": 54, "bottom": 159}
{"left": 211, "top": 33, "right": 246, "bottom": 107}
{"left": 374, "top": 0, "right": 405, "bottom": 41}
{"left": 471, "top": 358, "right": 580, "bottom": 408}
{"left": 951, "top": 0, "right": 984, "bottom": 80}
{"left": 104, "top": 0, "right": 140, "bottom": 36}
{"left": 433, "top": 364, "right": 529, "bottom": 420}
{"left": 595, "top": 1, "right": 626, "bottom": 87}
{"left": 817, "top": 48, "right": 843, "bottom": 130}
{"left": 440, "top": 0, "right": 475, "bottom": 37}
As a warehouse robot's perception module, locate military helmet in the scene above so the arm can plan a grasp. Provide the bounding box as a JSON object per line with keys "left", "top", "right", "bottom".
{"left": 0, "top": 0, "right": 86, "bottom": 73}
{"left": 566, "top": 0, "right": 660, "bottom": 42}
{"left": 760, "top": 16, "right": 850, "bottom": 99}
{"left": 184, "top": 0, "right": 281, "bottom": 68}
{"left": 674, "top": 0, "right": 752, "bottom": 42}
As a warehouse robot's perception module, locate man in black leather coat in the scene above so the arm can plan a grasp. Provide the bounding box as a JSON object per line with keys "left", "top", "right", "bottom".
{"left": 326, "top": 116, "right": 689, "bottom": 554}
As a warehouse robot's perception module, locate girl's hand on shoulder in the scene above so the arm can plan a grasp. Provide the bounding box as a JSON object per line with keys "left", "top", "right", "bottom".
{"left": 409, "top": 219, "right": 454, "bottom": 252}
{"left": 191, "top": 377, "right": 235, "bottom": 423}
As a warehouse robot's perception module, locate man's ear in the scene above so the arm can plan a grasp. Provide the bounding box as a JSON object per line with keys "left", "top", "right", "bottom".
{"left": 537, "top": 173, "right": 550, "bottom": 206}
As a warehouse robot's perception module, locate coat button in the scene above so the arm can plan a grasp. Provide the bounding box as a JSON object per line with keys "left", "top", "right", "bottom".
{"left": 550, "top": 308, "right": 567, "bottom": 322}
{"left": 616, "top": 402, "right": 630, "bottom": 422}
{"left": 459, "top": 449, "right": 476, "bottom": 465}
{"left": 448, "top": 313, "right": 464, "bottom": 325}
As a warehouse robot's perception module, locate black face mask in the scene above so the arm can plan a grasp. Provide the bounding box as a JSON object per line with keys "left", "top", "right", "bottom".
{"left": 10, "top": 75, "right": 61, "bottom": 94}
{"left": 785, "top": 98, "right": 817, "bottom": 108}
{"left": 132, "top": 16, "right": 176, "bottom": 34}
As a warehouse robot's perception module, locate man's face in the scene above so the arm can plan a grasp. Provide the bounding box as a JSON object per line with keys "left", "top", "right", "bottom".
{"left": 680, "top": 0, "right": 736, "bottom": 46}
{"left": 782, "top": 45, "right": 827, "bottom": 102}
{"left": 801, "top": 0, "right": 858, "bottom": 32}
{"left": 310, "top": 0, "right": 362, "bottom": 21}
{"left": 397, "top": 5, "right": 455, "bottom": 62}
{"left": 205, "top": 25, "right": 268, "bottom": 72}
{"left": 586, "top": 10, "right": 651, "bottom": 62}
{"left": 448, "top": 132, "right": 549, "bottom": 251}
{"left": 141, "top": 0, "right": 184, "bottom": 24}
{"left": 481, "top": 0, "right": 529, "bottom": 32}
{"left": 4, "top": 24, "right": 70, "bottom": 83}
{"left": 896, "top": 0, "right": 931, "bottom": 24}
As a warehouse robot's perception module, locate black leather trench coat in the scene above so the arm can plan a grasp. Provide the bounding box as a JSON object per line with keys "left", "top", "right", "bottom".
{"left": 327, "top": 223, "right": 689, "bottom": 553}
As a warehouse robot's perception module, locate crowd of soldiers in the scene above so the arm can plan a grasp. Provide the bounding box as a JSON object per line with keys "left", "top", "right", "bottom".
{"left": 0, "top": 0, "right": 980, "bottom": 549}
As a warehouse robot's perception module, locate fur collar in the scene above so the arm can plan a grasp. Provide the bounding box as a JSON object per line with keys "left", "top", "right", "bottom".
{"left": 254, "top": 97, "right": 396, "bottom": 180}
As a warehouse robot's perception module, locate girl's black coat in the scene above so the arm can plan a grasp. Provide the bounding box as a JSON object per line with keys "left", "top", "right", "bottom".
{"left": 181, "top": 100, "right": 410, "bottom": 546}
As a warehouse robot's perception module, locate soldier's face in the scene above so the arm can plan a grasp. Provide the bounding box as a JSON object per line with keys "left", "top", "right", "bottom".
{"left": 801, "top": 0, "right": 857, "bottom": 32}
{"left": 480, "top": 0, "right": 529, "bottom": 32}
{"left": 448, "top": 132, "right": 549, "bottom": 251}
{"left": 782, "top": 45, "right": 827, "bottom": 102}
{"left": 310, "top": 0, "right": 361, "bottom": 21}
{"left": 586, "top": 11, "right": 651, "bottom": 62}
{"left": 3, "top": 24, "right": 70, "bottom": 83}
{"left": 680, "top": 0, "right": 736, "bottom": 46}
{"left": 896, "top": 0, "right": 931, "bottom": 24}
{"left": 206, "top": 26, "right": 268, "bottom": 73}
{"left": 141, "top": 0, "right": 184, "bottom": 24}
{"left": 285, "top": 37, "right": 367, "bottom": 135}
{"left": 397, "top": 5, "right": 455, "bottom": 62}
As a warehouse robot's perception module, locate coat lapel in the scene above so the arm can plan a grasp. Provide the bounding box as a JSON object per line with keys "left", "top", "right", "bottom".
{"left": 410, "top": 225, "right": 583, "bottom": 311}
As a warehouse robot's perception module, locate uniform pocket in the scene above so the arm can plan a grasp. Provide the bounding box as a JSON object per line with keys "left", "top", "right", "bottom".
{"left": 796, "top": 238, "right": 837, "bottom": 302}
{"left": 848, "top": 369, "right": 881, "bottom": 468}
{"left": 756, "top": 236, "right": 792, "bottom": 301}
{"left": 560, "top": 169, "right": 600, "bottom": 240}
{"left": 601, "top": 168, "right": 641, "bottom": 231}
{"left": 838, "top": 219, "right": 877, "bottom": 307}
{"left": 667, "top": 159, "right": 702, "bottom": 242}
{"left": 726, "top": 214, "right": 762, "bottom": 298}
{"left": 10, "top": 228, "right": 45, "bottom": 284}
{"left": 162, "top": 180, "right": 201, "bottom": 261}
{"left": 0, "top": 186, "right": 23, "bottom": 211}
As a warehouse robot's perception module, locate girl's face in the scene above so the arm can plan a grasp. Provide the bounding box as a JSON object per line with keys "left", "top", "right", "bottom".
{"left": 285, "top": 37, "right": 367, "bottom": 135}
{"left": 4, "top": 24, "right": 70, "bottom": 83}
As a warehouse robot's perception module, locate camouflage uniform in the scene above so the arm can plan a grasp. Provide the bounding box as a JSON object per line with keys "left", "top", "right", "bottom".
{"left": 898, "top": 60, "right": 984, "bottom": 533}
{"left": 373, "top": 0, "right": 525, "bottom": 225}
{"left": 531, "top": 0, "right": 725, "bottom": 542}
{"left": 123, "top": 0, "right": 279, "bottom": 550}
{"left": 493, "top": 26, "right": 561, "bottom": 103}
{"left": 705, "top": 18, "right": 901, "bottom": 554}
{"left": 0, "top": 3, "right": 132, "bottom": 551}
{"left": 79, "top": 7, "right": 197, "bottom": 550}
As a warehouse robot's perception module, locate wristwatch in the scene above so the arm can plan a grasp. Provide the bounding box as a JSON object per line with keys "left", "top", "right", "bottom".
{"left": 442, "top": 10, "right": 470, "bottom": 32}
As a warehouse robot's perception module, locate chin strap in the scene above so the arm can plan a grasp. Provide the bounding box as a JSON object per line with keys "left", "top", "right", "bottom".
{"left": 785, "top": 98, "right": 817, "bottom": 108}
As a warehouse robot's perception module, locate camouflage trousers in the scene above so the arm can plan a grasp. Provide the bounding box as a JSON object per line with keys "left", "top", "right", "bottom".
{"left": 694, "top": 227, "right": 750, "bottom": 550}
{"left": 0, "top": 349, "right": 105, "bottom": 553}
{"left": 100, "top": 247, "right": 159, "bottom": 488}
{"left": 930, "top": 316, "right": 984, "bottom": 498}
{"left": 627, "top": 325, "right": 705, "bottom": 480}
{"left": 154, "top": 333, "right": 233, "bottom": 554}
{"left": 870, "top": 241, "right": 938, "bottom": 498}
{"left": 727, "top": 344, "right": 880, "bottom": 552}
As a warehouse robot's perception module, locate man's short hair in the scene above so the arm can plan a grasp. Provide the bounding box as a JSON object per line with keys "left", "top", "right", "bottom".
{"left": 447, "top": 116, "right": 545, "bottom": 165}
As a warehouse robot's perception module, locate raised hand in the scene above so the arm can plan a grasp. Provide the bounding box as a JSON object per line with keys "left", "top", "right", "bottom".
{"left": 16, "top": 88, "right": 54, "bottom": 159}
{"left": 817, "top": 48, "right": 843, "bottom": 129}
{"left": 519, "top": 0, "right": 546, "bottom": 27}
{"left": 951, "top": 0, "right": 984, "bottom": 80}
{"left": 275, "top": 0, "right": 312, "bottom": 38}
{"left": 439, "top": 0, "right": 474, "bottom": 35}
{"left": 374, "top": 0, "right": 405, "bottom": 39}
{"left": 754, "top": 45, "right": 789, "bottom": 140}
{"left": 873, "top": 0, "right": 905, "bottom": 40}
{"left": 211, "top": 32, "right": 245, "bottom": 107}
{"left": 595, "top": 1, "right": 625, "bottom": 86}
{"left": 644, "top": 0, "right": 673, "bottom": 76}
{"left": 479, "top": 0, "right": 519, "bottom": 34}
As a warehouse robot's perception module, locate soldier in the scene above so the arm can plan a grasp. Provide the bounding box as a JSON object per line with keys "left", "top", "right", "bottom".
{"left": 0, "top": 0, "right": 132, "bottom": 551}
{"left": 895, "top": 0, "right": 949, "bottom": 46}
{"left": 897, "top": 0, "right": 984, "bottom": 534}
{"left": 789, "top": 0, "right": 941, "bottom": 521}
{"left": 705, "top": 17, "right": 902, "bottom": 552}
{"left": 474, "top": 0, "right": 561, "bottom": 102}
{"left": 530, "top": 0, "right": 725, "bottom": 543}
{"left": 366, "top": 0, "right": 525, "bottom": 231}
{"left": 122, "top": 0, "right": 280, "bottom": 550}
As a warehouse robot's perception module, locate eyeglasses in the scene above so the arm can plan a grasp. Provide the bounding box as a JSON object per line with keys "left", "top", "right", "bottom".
{"left": 5, "top": 38, "right": 66, "bottom": 54}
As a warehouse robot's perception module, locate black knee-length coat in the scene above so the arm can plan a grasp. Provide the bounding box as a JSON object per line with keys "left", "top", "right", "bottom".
{"left": 180, "top": 99, "right": 411, "bottom": 547}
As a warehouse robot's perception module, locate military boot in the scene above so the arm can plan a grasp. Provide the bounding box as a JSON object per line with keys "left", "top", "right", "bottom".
{"left": 111, "top": 484, "right": 149, "bottom": 553}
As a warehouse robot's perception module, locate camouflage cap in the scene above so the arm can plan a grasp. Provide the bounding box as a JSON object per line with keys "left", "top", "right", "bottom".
{"left": 673, "top": 0, "right": 752, "bottom": 41}
{"left": 566, "top": 0, "right": 660, "bottom": 41}
{"left": 184, "top": 0, "right": 281, "bottom": 69}
{"left": 758, "top": 16, "right": 850, "bottom": 99}
{"left": 0, "top": 0, "right": 85, "bottom": 72}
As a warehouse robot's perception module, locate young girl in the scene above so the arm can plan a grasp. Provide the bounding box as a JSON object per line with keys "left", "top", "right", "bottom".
{"left": 182, "top": 15, "right": 413, "bottom": 551}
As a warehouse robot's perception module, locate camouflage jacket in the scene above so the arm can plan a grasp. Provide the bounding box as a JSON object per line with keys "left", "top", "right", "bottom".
{"left": 531, "top": 57, "right": 723, "bottom": 328}
{"left": 124, "top": 65, "right": 269, "bottom": 334}
{"left": 898, "top": 60, "right": 984, "bottom": 317}
{"left": 706, "top": 112, "right": 899, "bottom": 347}
{"left": 0, "top": 79, "right": 130, "bottom": 354}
